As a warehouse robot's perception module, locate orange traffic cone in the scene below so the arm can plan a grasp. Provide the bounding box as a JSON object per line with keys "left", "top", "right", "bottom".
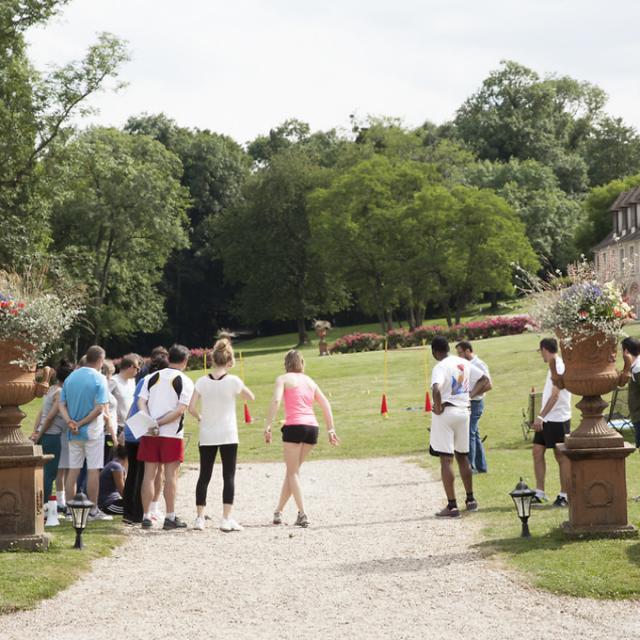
{"left": 424, "top": 391, "right": 432, "bottom": 413}
{"left": 243, "top": 402, "right": 252, "bottom": 424}
{"left": 380, "top": 393, "right": 388, "bottom": 416}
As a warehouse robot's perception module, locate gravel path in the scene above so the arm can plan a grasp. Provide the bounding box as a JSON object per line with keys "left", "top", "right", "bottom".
{"left": 1, "top": 457, "right": 639, "bottom": 640}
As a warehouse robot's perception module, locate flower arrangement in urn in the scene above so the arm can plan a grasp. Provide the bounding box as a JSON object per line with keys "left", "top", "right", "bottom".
{"left": 523, "top": 260, "right": 634, "bottom": 447}
{"left": 529, "top": 261, "right": 635, "bottom": 348}
{"left": 0, "top": 269, "right": 82, "bottom": 366}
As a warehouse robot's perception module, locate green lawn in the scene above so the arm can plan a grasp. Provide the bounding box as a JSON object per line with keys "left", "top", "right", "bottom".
{"left": 0, "top": 520, "right": 124, "bottom": 614}
{"left": 12, "top": 316, "right": 640, "bottom": 604}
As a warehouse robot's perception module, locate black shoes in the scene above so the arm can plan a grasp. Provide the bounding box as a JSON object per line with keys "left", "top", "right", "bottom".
{"left": 163, "top": 516, "right": 187, "bottom": 530}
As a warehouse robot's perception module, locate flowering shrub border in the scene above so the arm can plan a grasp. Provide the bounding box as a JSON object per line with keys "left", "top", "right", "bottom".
{"left": 329, "top": 315, "right": 533, "bottom": 354}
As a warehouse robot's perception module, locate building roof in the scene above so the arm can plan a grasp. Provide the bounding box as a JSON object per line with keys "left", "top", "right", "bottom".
{"left": 610, "top": 187, "right": 640, "bottom": 212}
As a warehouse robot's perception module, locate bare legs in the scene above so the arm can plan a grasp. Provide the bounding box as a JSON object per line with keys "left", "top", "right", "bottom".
{"left": 533, "top": 444, "right": 569, "bottom": 495}
{"left": 533, "top": 444, "right": 546, "bottom": 493}
{"left": 276, "top": 442, "right": 314, "bottom": 514}
{"left": 439, "top": 453, "right": 473, "bottom": 502}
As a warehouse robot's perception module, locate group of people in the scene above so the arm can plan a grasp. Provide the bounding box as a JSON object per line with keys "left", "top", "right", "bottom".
{"left": 32, "top": 339, "right": 339, "bottom": 530}
{"left": 33, "top": 328, "right": 595, "bottom": 528}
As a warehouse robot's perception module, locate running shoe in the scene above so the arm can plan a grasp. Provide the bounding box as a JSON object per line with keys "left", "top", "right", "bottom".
{"left": 294, "top": 512, "right": 309, "bottom": 528}
{"left": 273, "top": 511, "right": 283, "bottom": 525}
{"left": 552, "top": 495, "right": 569, "bottom": 508}
{"left": 531, "top": 495, "right": 548, "bottom": 507}
{"left": 220, "top": 518, "right": 244, "bottom": 532}
{"left": 435, "top": 506, "right": 461, "bottom": 518}
{"left": 151, "top": 510, "right": 165, "bottom": 522}
{"left": 193, "top": 516, "right": 206, "bottom": 531}
{"left": 141, "top": 518, "right": 152, "bottom": 529}
{"left": 88, "top": 509, "right": 113, "bottom": 521}
{"left": 465, "top": 499, "right": 479, "bottom": 512}
{"left": 163, "top": 516, "right": 187, "bottom": 530}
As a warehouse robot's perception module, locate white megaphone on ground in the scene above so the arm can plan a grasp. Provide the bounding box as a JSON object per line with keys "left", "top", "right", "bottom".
{"left": 45, "top": 496, "right": 60, "bottom": 527}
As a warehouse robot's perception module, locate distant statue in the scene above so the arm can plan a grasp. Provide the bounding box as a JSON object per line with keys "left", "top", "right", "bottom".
{"left": 314, "top": 320, "right": 331, "bottom": 356}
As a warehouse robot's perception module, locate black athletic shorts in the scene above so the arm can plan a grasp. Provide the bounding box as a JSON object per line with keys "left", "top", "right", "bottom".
{"left": 281, "top": 424, "right": 319, "bottom": 445}
{"left": 532, "top": 420, "right": 570, "bottom": 448}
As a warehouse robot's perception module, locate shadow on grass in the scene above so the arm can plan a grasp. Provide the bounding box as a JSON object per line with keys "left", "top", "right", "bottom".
{"left": 625, "top": 542, "right": 640, "bottom": 566}
{"left": 471, "top": 526, "right": 576, "bottom": 557}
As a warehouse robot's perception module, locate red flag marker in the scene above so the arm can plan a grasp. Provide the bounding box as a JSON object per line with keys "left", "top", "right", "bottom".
{"left": 380, "top": 393, "right": 388, "bottom": 416}
{"left": 244, "top": 402, "right": 252, "bottom": 424}
{"left": 424, "top": 391, "right": 432, "bottom": 413}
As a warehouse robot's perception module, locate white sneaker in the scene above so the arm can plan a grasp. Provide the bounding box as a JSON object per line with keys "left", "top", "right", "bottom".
{"left": 151, "top": 510, "right": 165, "bottom": 522}
{"left": 220, "top": 518, "right": 243, "bottom": 532}
{"left": 88, "top": 509, "right": 113, "bottom": 521}
{"left": 193, "top": 516, "right": 206, "bottom": 531}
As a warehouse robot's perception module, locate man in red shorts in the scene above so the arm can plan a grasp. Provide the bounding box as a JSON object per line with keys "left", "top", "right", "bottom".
{"left": 137, "top": 344, "right": 194, "bottom": 529}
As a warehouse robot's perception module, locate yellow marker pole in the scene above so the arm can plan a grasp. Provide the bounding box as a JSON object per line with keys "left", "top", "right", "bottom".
{"left": 422, "top": 339, "right": 432, "bottom": 412}
{"left": 239, "top": 351, "right": 252, "bottom": 423}
{"left": 381, "top": 338, "right": 389, "bottom": 417}
{"left": 239, "top": 351, "right": 246, "bottom": 381}
{"left": 203, "top": 348, "right": 207, "bottom": 371}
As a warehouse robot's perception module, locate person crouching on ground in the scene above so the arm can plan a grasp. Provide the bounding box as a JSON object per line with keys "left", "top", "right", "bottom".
{"left": 531, "top": 337, "right": 571, "bottom": 508}
{"left": 188, "top": 338, "right": 254, "bottom": 532}
{"left": 98, "top": 445, "right": 128, "bottom": 516}
{"left": 137, "top": 344, "right": 194, "bottom": 530}
{"left": 264, "top": 349, "right": 339, "bottom": 527}
{"left": 430, "top": 336, "right": 491, "bottom": 518}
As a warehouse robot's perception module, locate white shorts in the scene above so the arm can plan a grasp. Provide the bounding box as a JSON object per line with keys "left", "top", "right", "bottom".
{"left": 68, "top": 437, "right": 104, "bottom": 470}
{"left": 430, "top": 405, "right": 470, "bottom": 456}
{"left": 58, "top": 431, "right": 70, "bottom": 469}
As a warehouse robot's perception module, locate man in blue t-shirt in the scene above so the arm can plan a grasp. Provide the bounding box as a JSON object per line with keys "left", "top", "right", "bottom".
{"left": 59, "top": 345, "right": 111, "bottom": 520}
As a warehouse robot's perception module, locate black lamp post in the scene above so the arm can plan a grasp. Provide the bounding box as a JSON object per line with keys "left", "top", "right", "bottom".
{"left": 509, "top": 477, "right": 535, "bottom": 538}
{"left": 67, "top": 492, "right": 93, "bottom": 549}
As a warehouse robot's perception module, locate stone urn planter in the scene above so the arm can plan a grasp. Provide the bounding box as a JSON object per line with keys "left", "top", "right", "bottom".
{"left": 550, "top": 331, "right": 636, "bottom": 537}
{"left": 551, "top": 331, "right": 631, "bottom": 449}
{"left": 0, "top": 340, "right": 52, "bottom": 551}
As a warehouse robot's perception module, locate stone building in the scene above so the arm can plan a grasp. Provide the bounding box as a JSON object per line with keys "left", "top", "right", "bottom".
{"left": 592, "top": 187, "right": 640, "bottom": 306}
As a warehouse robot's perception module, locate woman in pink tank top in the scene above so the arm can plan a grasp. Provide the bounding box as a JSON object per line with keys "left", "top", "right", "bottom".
{"left": 264, "top": 349, "right": 339, "bottom": 528}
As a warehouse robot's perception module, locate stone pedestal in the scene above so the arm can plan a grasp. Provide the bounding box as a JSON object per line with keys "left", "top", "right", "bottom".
{"left": 0, "top": 406, "right": 51, "bottom": 551}
{"left": 557, "top": 442, "right": 637, "bottom": 538}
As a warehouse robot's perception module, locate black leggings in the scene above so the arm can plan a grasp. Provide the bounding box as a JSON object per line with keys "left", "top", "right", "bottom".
{"left": 195, "top": 444, "right": 238, "bottom": 506}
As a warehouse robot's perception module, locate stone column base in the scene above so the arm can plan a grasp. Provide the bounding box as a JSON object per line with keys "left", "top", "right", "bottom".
{"left": 0, "top": 533, "right": 50, "bottom": 551}
{"left": 557, "top": 442, "right": 638, "bottom": 539}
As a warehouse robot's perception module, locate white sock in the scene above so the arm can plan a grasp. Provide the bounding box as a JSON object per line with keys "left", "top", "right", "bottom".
{"left": 166, "top": 512, "right": 175, "bottom": 521}
{"left": 150, "top": 501, "right": 159, "bottom": 513}
{"left": 90, "top": 507, "right": 98, "bottom": 516}
{"left": 535, "top": 489, "right": 546, "bottom": 499}
{"left": 559, "top": 492, "right": 567, "bottom": 499}
{"left": 57, "top": 490, "right": 66, "bottom": 507}
{"left": 143, "top": 512, "right": 151, "bottom": 521}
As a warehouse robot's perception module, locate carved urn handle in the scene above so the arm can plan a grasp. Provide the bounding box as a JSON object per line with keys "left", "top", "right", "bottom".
{"left": 34, "top": 366, "right": 53, "bottom": 398}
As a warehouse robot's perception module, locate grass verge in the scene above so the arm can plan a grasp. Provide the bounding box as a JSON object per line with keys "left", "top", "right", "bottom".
{"left": 0, "top": 519, "right": 125, "bottom": 614}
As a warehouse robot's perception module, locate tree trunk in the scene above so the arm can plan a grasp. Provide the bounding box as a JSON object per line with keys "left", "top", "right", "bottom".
{"left": 407, "top": 305, "right": 416, "bottom": 330}
{"left": 385, "top": 309, "right": 394, "bottom": 332}
{"left": 489, "top": 291, "right": 499, "bottom": 311}
{"left": 415, "top": 303, "right": 426, "bottom": 327}
{"left": 441, "top": 300, "right": 453, "bottom": 327}
{"left": 377, "top": 308, "right": 386, "bottom": 334}
{"left": 296, "top": 318, "right": 309, "bottom": 346}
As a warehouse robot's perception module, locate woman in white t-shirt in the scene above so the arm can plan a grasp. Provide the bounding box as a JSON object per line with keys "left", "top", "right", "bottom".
{"left": 188, "top": 339, "right": 254, "bottom": 532}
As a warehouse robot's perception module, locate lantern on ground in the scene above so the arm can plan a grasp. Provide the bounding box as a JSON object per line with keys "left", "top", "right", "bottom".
{"left": 67, "top": 492, "right": 93, "bottom": 549}
{"left": 509, "top": 477, "right": 535, "bottom": 538}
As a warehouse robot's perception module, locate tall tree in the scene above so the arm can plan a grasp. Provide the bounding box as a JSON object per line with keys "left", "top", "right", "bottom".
{"left": 584, "top": 117, "right": 640, "bottom": 187}
{"left": 469, "top": 158, "right": 583, "bottom": 269}
{"left": 0, "top": 2, "right": 128, "bottom": 266}
{"left": 49, "top": 128, "right": 190, "bottom": 342}
{"left": 310, "top": 156, "right": 438, "bottom": 331}
{"left": 125, "top": 114, "right": 250, "bottom": 344}
{"left": 455, "top": 60, "right": 606, "bottom": 193}
{"left": 219, "top": 147, "right": 347, "bottom": 345}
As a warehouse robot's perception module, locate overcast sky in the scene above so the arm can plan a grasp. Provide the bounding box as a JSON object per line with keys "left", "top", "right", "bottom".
{"left": 26, "top": 0, "right": 640, "bottom": 145}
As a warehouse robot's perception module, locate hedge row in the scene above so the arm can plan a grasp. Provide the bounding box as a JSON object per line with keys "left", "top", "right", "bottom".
{"left": 328, "top": 315, "right": 533, "bottom": 354}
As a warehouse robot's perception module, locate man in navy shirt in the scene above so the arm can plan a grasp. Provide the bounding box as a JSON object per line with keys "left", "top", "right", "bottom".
{"left": 59, "top": 345, "right": 111, "bottom": 520}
